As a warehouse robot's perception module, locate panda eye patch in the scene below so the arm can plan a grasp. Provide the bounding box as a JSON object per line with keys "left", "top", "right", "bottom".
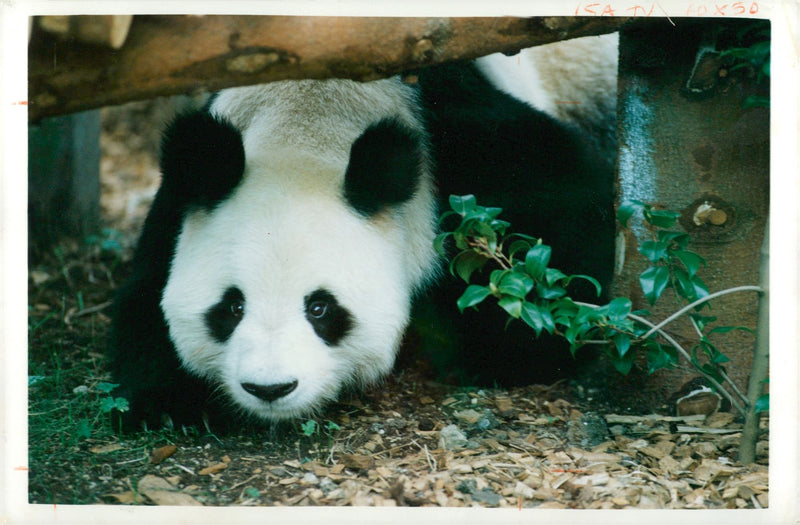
{"left": 205, "top": 287, "right": 245, "bottom": 343}
{"left": 304, "top": 288, "right": 353, "bottom": 346}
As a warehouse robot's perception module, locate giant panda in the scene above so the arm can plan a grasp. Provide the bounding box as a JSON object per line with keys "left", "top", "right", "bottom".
{"left": 108, "top": 47, "right": 615, "bottom": 432}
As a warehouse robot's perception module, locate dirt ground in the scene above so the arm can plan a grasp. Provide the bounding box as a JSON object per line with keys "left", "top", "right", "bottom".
{"left": 26, "top": 99, "right": 769, "bottom": 510}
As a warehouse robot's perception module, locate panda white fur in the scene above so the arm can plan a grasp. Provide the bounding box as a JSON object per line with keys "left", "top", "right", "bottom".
{"left": 109, "top": 51, "right": 615, "bottom": 431}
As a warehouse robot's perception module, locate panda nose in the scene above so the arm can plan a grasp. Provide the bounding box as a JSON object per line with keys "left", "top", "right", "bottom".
{"left": 241, "top": 380, "right": 298, "bottom": 402}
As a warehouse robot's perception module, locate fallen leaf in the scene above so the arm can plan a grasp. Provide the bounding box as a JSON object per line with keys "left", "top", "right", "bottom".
{"left": 150, "top": 445, "right": 177, "bottom": 465}
{"left": 90, "top": 443, "right": 124, "bottom": 454}
{"left": 341, "top": 454, "right": 374, "bottom": 470}
{"left": 138, "top": 475, "right": 203, "bottom": 506}
{"left": 198, "top": 462, "right": 228, "bottom": 475}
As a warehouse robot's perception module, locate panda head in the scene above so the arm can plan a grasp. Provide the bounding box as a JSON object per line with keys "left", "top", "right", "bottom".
{"left": 159, "top": 78, "right": 438, "bottom": 421}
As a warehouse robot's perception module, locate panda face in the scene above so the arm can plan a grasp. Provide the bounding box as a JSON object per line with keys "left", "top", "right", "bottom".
{"left": 159, "top": 78, "right": 438, "bottom": 421}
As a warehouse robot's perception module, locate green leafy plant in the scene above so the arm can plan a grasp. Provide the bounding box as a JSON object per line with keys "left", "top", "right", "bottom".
{"left": 718, "top": 23, "right": 770, "bottom": 108}
{"left": 97, "top": 381, "right": 130, "bottom": 414}
{"left": 97, "top": 381, "right": 129, "bottom": 434}
{"left": 298, "top": 418, "right": 342, "bottom": 456}
{"left": 437, "top": 195, "right": 763, "bottom": 418}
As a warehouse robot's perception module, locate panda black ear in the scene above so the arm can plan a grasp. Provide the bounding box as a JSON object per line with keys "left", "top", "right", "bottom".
{"left": 344, "top": 119, "right": 425, "bottom": 216}
{"left": 160, "top": 111, "right": 245, "bottom": 210}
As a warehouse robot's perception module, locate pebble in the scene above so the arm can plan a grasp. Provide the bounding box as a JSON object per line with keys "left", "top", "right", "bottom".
{"left": 318, "top": 477, "right": 337, "bottom": 495}
{"left": 300, "top": 472, "right": 319, "bottom": 486}
{"left": 439, "top": 424, "right": 468, "bottom": 450}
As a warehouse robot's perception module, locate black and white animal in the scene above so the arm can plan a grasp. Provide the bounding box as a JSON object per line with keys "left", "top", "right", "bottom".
{"left": 108, "top": 39, "right": 616, "bottom": 431}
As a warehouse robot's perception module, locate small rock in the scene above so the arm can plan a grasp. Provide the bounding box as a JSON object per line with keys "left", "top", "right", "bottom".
{"left": 418, "top": 417, "right": 435, "bottom": 431}
{"left": 454, "top": 409, "right": 482, "bottom": 425}
{"left": 439, "top": 424, "right": 468, "bottom": 450}
{"left": 494, "top": 395, "right": 514, "bottom": 413}
{"left": 566, "top": 412, "right": 609, "bottom": 448}
{"left": 692, "top": 441, "right": 719, "bottom": 458}
{"left": 319, "top": 477, "right": 337, "bottom": 495}
{"left": 514, "top": 481, "right": 534, "bottom": 499}
{"left": 456, "top": 479, "right": 477, "bottom": 494}
{"left": 300, "top": 472, "right": 319, "bottom": 486}
{"left": 471, "top": 488, "right": 502, "bottom": 505}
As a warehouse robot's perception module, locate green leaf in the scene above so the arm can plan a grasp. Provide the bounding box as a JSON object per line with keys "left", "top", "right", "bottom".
{"left": 96, "top": 382, "right": 119, "bottom": 394}
{"left": 508, "top": 240, "right": 533, "bottom": 262}
{"left": 657, "top": 230, "right": 690, "bottom": 250}
{"left": 617, "top": 201, "right": 644, "bottom": 228}
{"left": 489, "top": 219, "right": 511, "bottom": 235}
{"left": 609, "top": 349, "right": 635, "bottom": 375}
{"left": 544, "top": 268, "right": 568, "bottom": 287}
{"left": 689, "top": 313, "right": 717, "bottom": 332}
{"left": 520, "top": 301, "right": 545, "bottom": 336}
{"left": 607, "top": 297, "right": 632, "bottom": 322}
{"left": 457, "top": 285, "right": 492, "bottom": 312}
{"left": 433, "top": 232, "right": 452, "bottom": 257}
{"left": 564, "top": 321, "right": 590, "bottom": 346}
{"left": 611, "top": 332, "right": 632, "bottom": 357}
{"left": 244, "top": 487, "right": 261, "bottom": 499}
{"left": 498, "top": 271, "right": 535, "bottom": 299}
{"left": 76, "top": 419, "right": 93, "bottom": 440}
{"left": 707, "top": 325, "right": 756, "bottom": 336}
{"left": 671, "top": 250, "right": 706, "bottom": 278}
{"left": 644, "top": 207, "right": 680, "bottom": 228}
{"left": 574, "top": 304, "right": 605, "bottom": 325}
{"left": 498, "top": 296, "right": 522, "bottom": 319}
{"left": 639, "top": 266, "right": 670, "bottom": 305}
{"left": 564, "top": 274, "right": 603, "bottom": 297}
{"left": 639, "top": 241, "right": 669, "bottom": 263}
{"left": 489, "top": 269, "right": 508, "bottom": 287}
{"left": 449, "top": 194, "right": 476, "bottom": 215}
{"left": 524, "top": 244, "right": 551, "bottom": 280}
{"left": 754, "top": 394, "right": 769, "bottom": 414}
{"left": 113, "top": 397, "right": 130, "bottom": 412}
{"left": 450, "top": 250, "right": 488, "bottom": 283}
{"left": 743, "top": 95, "right": 770, "bottom": 108}
{"left": 100, "top": 397, "right": 117, "bottom": 413}
{"left": 485, "top": 206, "right": 503, "bottom": 219}
{"left": 301, "top": 419, "right": 318, "bottom": 436}
{"left": 327, "top": 421, "right": 342, "bottom": 432}
{"left": 535, "top": 283, "right": 567, "bottom": 300}
{"left": 673, "top": 268, "right": 709, "bottom": 302}
{"left": 645, "top": 341, "right": 678, "bottom": 374}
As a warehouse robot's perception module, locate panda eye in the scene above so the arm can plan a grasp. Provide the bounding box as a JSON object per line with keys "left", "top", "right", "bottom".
{"left": 230, "top": 301, "right": 244, "bottom": 318}
{"left": 304, "top": 288, "right": 354, "bottom": 346}
{"left": 308, "top": 301, "right": 328, "bottom": 319}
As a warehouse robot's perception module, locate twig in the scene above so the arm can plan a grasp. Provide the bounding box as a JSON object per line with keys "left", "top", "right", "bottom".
{"left": 225, "top": 474, "right": 259, "bottom": 492}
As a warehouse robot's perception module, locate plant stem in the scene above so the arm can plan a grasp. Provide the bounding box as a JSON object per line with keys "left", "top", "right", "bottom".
{"left": 640, "top": 285, "right": 763, "bottom": 340}
{"left": 688, "top": 316, "right": 749, "bottom": 406}
{"left": 738, "top": 216, "right": 770, "bottom": 464}
{"left": 572, "top": 300, "right": 746, "bottom": 416}
{"left": 626, "top": 312, "right": 748, "bottom": 418}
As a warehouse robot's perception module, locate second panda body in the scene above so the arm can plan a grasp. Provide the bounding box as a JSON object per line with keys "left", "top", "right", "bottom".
{"left": 108, "top": 56, "right": 615, "bottom": 431}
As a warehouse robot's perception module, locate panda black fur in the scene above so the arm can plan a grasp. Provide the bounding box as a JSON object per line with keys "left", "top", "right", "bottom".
{"left": 108, "top": 58, "right": 614, "bottom": 431}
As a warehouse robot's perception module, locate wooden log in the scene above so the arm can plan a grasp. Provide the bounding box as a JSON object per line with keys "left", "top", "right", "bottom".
{"left": 38, "top": 15, "right": 134, "bottom": 49}
{"left": 28, "top": 15, "right": 624, "bottom": 121}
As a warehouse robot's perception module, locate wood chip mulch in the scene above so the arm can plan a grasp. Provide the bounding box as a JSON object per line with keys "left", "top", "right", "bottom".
{"left": 106, "top": 382, "right": 768, "bottom": 509}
